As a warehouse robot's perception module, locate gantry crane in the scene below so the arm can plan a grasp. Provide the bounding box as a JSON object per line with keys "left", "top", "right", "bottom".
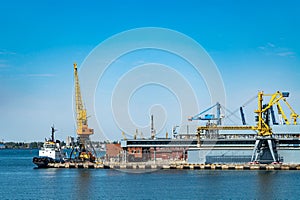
{"left": 196, "top": 91, "right": 299, "bottom": 164}
{"left": 73, "top": 63, "right": 95, "bottom": 161}
{"left": 188, "top": 102, "right": 222, "bottom": 125}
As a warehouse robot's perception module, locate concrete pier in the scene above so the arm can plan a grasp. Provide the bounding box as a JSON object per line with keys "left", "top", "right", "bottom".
{"left": 44, "top": 161, "right": 300, "bottom": 170}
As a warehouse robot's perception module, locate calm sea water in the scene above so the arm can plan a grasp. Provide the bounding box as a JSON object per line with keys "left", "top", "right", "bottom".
{"left": 1, "top": 149, "right": 300, "bottom": 199}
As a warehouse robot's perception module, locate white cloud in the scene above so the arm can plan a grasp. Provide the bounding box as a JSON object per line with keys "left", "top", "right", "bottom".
{"left": 258, "top": 42, "right": 296, "bottom": 58}
{"left": 276, "top": 51, "right": 296, "bottom": 57}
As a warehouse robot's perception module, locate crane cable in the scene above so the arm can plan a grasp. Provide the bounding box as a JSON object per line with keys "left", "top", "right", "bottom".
{"left": 225, "top": 95, "right": 257, "bottom": 119}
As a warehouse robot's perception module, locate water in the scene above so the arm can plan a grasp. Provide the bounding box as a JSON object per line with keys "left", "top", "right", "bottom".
{"left": 1, "top": 149, "right": 300, "bottom": 199}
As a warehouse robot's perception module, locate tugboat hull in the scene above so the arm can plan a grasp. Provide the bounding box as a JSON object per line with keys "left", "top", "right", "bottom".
{"left": 33, "top": 157, "right": 55, "bottom": 168}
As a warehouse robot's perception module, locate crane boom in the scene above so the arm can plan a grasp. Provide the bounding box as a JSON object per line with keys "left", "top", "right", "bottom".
{"left": 276, "top": 102, "right": 289, "bottom": 124}
{"left": 282, "top": 98, "right": 299, "bottom": 125}
{"left": 270, "top": 105, "right": 278, "bottom": 125}
{"left": 261, "top": 91, "right": 299, "bottom": 125}
{"left": 74, "top": 63, "right": 94, "bottom": 137}
{"left": 188, "top": 102, "right": 222, "bottom": 125}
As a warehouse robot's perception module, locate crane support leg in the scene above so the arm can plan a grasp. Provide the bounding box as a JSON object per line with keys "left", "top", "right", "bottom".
{"left": 251, "top": 137, "right": 280, "bottom": 164}
{"left": 197, "top": 132, "right": 201, "bottom": 147}
{"left": 251, "top": 139, "right": 260, "bottom": 162}
{"left": 267, "top": 139, "right": 277, "bottom": 162}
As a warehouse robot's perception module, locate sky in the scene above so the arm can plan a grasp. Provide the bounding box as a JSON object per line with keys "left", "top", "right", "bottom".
{"left": 0, "top": 0, "right": 300, "bottom": 142}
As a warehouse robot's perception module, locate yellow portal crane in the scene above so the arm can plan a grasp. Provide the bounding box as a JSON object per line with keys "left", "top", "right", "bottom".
{"left": 74, "top": 63, "right": 94, "bottom": 138}
{"left": 73, "top": 63, "right": 95, "bottom": 162}
{"left": 256, "top": 91, "right": 299, "bottom": 130}
{"left": 196, "top": 91, "right": 299, "bottom": 163}
{"left": 197, "top": 91, "right": 298, "bottom": 137}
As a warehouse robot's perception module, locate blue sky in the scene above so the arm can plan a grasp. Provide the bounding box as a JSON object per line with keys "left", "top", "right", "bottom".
{"left": 0, "top": 0, "right": 299, "bottom": 141}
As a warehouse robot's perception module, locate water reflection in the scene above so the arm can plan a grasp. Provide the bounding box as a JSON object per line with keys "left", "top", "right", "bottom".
{"left": 75, "top": 169, "right": 92, "bottom": 199}
{"left": 256, "top": 171, "right": 278, "bottom": 199}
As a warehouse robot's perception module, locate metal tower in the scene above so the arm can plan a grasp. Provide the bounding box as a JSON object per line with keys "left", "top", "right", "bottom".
{"left": 73, "top": 63, "right": 95, "bottom": 160}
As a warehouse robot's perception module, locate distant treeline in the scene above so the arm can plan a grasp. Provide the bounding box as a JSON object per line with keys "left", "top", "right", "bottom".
{"left": 0, "top": 140, "right": 116, "bottom": 149}
{"left": 1, "top": 142, "right": 44, "bottom": 149}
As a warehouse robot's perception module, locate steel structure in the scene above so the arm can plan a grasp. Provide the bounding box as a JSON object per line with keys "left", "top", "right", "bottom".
{"left": 73, "top": 63, "right": 95, "bottom": 161}
{"left": 188, "top": 102, "right": 222, "bottom": 125}
{"left": 74, "top": 63, "right": 94, "bottom": 138}
{"left": 196, "top": 91, "right": 299, "bottom": 164}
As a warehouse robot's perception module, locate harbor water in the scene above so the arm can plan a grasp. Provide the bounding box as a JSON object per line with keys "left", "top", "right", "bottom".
{"left": 1, "top": 149, "right": 300, "bottom": 199}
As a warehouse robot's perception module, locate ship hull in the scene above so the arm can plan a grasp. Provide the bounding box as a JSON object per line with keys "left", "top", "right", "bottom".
{"left": 33, "top": 157, "right": 54, "bottom": 168}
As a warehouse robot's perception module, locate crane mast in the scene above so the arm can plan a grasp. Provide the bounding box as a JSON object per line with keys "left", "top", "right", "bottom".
{"left": 74, "top": 63, "right": 94, "bottom": 138}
